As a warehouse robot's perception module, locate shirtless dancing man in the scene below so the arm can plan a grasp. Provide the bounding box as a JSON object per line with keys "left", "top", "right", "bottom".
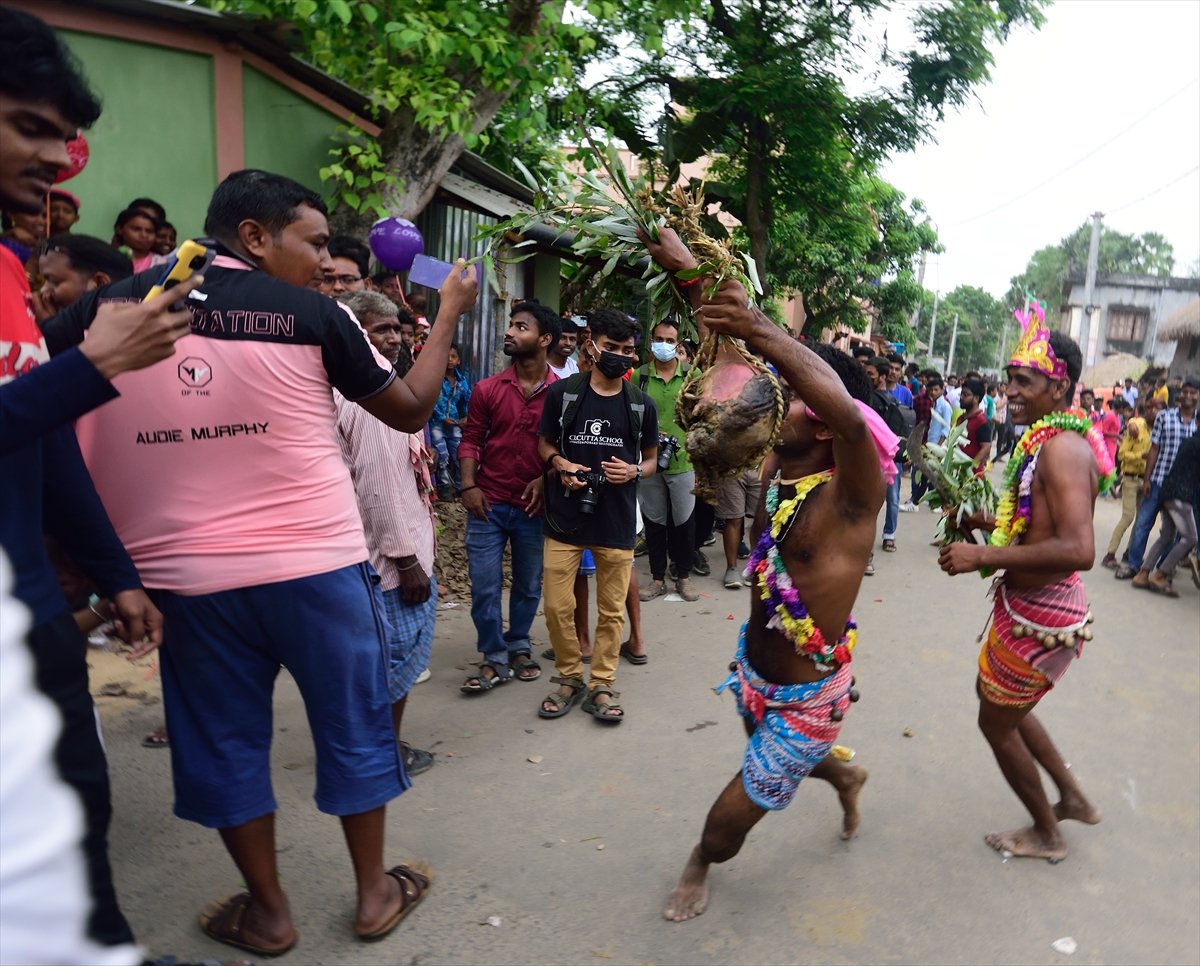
{"left": 642, "top": 229, "right": 892, "bottom": 922}
{"left": 939, "top": 304, "right": 1107, "bottom": 863}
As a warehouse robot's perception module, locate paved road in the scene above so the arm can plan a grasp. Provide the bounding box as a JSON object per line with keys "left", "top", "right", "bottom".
{"left": 100, "top": 485, "right": 1200, "bottom": 965}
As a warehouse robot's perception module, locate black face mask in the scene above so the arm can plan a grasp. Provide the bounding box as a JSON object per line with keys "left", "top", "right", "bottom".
{"left": 594, "top": 347, "right": 634, "bottom": 380}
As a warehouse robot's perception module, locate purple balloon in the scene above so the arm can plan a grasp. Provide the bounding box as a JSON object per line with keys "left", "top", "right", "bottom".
{"left": 368, "top": 217, "right": 424, "bottom": 271}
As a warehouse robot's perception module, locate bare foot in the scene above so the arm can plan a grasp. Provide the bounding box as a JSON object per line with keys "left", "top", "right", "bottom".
{"left": 662, "top": 846, "right": 710, "bottom": 922}
{"left": 838, "top": 766, "right": 868, "bottom": 840}
{"left": 984, "top": 826, "right": 1067, "bottom": 863}
{"left": 1054, "top": 793, "right": 1102, "bottom": 825}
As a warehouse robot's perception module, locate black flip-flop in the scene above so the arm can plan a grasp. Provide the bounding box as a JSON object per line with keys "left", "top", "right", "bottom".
{"left": 619, "top": 642, "right": 648, "bottom": 665}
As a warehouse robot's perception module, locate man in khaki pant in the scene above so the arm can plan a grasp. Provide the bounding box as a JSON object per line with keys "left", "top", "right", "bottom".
{"left": 536, "top": 309, "right": 659, "bottom": 724}
{"left": 1102, "top": 396, "right": 1160, "bottom": 569}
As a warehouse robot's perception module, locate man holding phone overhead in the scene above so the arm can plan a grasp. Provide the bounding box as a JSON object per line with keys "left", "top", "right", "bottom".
{"left": 42, "top": 169, "right": 479, "bottom": 954}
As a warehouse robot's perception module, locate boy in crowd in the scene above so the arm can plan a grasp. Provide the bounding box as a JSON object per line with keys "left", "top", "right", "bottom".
{"left": 36, "top": 234, "right": 131, "bottom": 318}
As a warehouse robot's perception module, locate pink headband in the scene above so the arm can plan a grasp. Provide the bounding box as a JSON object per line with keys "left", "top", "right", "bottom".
{"left": 805, "top": 400, "right": 900, "bottom": 484}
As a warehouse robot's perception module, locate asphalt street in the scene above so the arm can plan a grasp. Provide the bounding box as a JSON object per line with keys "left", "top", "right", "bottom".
{"left": 96, "top": 482, "right": 1200, "bottom": 965}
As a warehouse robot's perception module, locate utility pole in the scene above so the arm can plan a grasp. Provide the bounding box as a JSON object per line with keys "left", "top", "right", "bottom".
{"left": 926, "top": 289, "right": 940, "bottom": 367}
{"left": 946, "top": 312, "right": 960, "bottom": 376}
{"left": 1079, "top": 211, "right": 1103, "bottom": 373}
{"left": 996, "top": 317, "right": 1010, "bottom": 371}
{"left": 909, "top": 249, "right": 927, "bottom": 333}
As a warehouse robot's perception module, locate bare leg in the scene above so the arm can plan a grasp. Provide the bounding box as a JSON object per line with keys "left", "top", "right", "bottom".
{"left": 1017, "top": 712, "right": 1101, "bottom": 824}
{"left": 390, "top": 694, "right": 407, "bottom": 739}
{"left": 341, "top": 806, "right": 409, "bottom": 935}
{"left": 977, "top": 697, "right": 1068, "bottom": 861}
{"left": 573, "top": 574, "right": 591, "bottom": 657}
{"left": 663, "top": 773, "right": 767, "bottom": 922}
{"left": 810, "top": 756, "right": 869, "bottom": 839}
{"left": 722, "top": 517, "right": 742, "bottom": 570}
{"left": 624, "top": 568, "right": 645, "bottom": 656}
{"left": 215, "top": 814, "right": 296, "bottom": 947}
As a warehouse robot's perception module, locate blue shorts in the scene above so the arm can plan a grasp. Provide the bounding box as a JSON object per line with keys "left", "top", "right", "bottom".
{"left": 716, "top": 625, "right": 851, "bottom": 811}
{"left": 578, "top": 549, "right": 596, "bottom": 576}
{"left": 381, "top": 574, "right": 438, "bottom": 702}
{"left": 156, "top": 563, "right": 407, "bottom": 828}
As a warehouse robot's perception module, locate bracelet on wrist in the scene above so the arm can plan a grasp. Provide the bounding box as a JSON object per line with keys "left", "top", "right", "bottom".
{"left": 396, "top": 558, "right": 422, "bottom": 571}
{"left": 675, "top": 272, "right": 703, "bottom": 289}
{"left": 459, "top": 484, "right": 480, "bottom": 493}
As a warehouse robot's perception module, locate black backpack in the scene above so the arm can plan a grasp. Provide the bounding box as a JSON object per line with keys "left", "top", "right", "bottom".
{"left": 555, "top": 370, "right": 648, "bottom": 450}
{"left": 871, "top": 389, "right": 911, "bottom": 459}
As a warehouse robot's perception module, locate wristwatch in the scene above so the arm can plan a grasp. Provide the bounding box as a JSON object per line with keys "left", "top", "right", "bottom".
{"left": 635, "top": 465, "right": 643, "bottom": 481}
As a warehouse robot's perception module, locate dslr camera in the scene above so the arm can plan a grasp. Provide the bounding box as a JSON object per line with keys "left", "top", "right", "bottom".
{"left": 573, "top": 470, "right": 607, "bottom": 515}
{"left": 657, "top": 433, "right": 681, "bottom": 471}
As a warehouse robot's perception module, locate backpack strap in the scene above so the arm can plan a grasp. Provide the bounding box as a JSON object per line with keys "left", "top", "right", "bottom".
{"left": 558, "top": 370, "right": 648, "bottom": 449}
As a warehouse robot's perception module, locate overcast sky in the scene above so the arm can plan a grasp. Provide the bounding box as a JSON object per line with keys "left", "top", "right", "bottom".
{"left": 879, "top": 0, "right": 1200, "bottom": 301}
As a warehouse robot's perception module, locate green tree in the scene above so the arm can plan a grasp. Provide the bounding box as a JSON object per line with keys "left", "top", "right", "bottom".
{"left": 934, "top": 285, "right": 1011, "bottom": 374}
{"left": 766, "top": 176, "right": 940, "bottom": 341}
{"left": 209, "top": 0, "right": 673, "bottom": 231}
{"left": 1007, "top": 222, "right": 1177, "bottom": 307}
{"left": 607, "top": 0, "right": 1045, "bottom": 308}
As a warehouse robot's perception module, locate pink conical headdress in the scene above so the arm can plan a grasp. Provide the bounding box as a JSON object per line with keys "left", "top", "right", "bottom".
{"left": 1009, "top": 298, "right": 1066, "bottom": 380}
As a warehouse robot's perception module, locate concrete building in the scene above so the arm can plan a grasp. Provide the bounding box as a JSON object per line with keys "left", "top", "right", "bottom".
{"left": 1061, "top": 270, "right": 1200, "bottom": 371}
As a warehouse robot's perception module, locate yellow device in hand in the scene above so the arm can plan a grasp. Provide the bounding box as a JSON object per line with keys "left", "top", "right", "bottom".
{"left": 144, "top": 240, "right": 209, "bottom": 302}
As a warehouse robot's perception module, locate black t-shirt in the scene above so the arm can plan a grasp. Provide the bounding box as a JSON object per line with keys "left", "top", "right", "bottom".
{"left": 539, "top": 380, "right": 658, "bottom": 549}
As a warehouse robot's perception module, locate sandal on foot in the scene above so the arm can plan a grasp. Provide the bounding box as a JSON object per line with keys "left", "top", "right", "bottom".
{"left": 540, "top": 647, "right": 590, "bottom": 664}
{"left": 512, "top": 653, "right": 542, "bottom": 681}
{"left": 460, "top": 663, "right": 513, "bottom": 694}
{"left": 582, "top": 687, "right": 624, "bottom": 725}
{"left": 619, "top": 641, "right": 648, "bottom": 665}
{"left": 142, "top": 727, "right": 170, "bottom": 749}
{"left": 882, "top": 539, "right": 897, "bottom": 552}
{"left": 538, "top": 676, "right": 586, "bottom": 719}
{"left": 357, "top": 863, "right": 433, "bottom": 942}
{"left": 199, "top": 892, "right": 296, "bottom": 957}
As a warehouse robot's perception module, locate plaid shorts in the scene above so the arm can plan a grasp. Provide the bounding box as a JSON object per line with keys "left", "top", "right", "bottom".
{"left": 380, "top": 574, "right": 438, "bottom": 702}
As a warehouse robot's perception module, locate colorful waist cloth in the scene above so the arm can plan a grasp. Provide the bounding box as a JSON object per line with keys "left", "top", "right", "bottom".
{"left": 977, "top": 574, "right": 1089, "bottom": 708}
{"left": 716, "top": 624, "right": 852, "bottom": 810}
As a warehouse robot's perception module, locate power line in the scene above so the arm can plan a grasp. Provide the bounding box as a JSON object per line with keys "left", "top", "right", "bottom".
{"left": 1106, "top": 164, "right": 1200, "bottom": 215}
{"left": 953, "top": 76, "right": 1199, "bottom": 227}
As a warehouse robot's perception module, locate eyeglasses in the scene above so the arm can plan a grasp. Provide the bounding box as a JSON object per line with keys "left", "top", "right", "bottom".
{"left": 323, "top": 274, "right": 362, "bottom": 286}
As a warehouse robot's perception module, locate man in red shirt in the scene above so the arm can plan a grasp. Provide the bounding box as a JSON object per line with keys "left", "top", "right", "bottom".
{"left": 458, "top": 301, "right": 562, "bottom": 691}
{"left": 957, "top": 377, "right": 993, "bottom": 477}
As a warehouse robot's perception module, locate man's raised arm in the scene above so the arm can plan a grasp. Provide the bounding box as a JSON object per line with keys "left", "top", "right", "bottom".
{"left": 694, "top": 280, "right": 883, "bottom": 516}
{"left": 358, "top": 261, "right": 478, "bottom": 432}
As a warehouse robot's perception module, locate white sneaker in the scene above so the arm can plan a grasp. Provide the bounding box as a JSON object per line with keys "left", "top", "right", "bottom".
{"left": 415, "top": 668, "right": 432, "bottom": 685}
{"left": 899, "top": 501, "right": 919, "bottom": 513}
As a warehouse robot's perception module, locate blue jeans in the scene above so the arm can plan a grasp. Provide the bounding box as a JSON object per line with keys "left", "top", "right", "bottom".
{"left": 430, "top": 423, "right": 462, "bottom": 490}
{"left": 466, "top": 503, "right": 544, "bottom": 666}
{"left": 882, "top": 461, "right": 902, "bottom": 540}
{"left": 1125, "top": 482, "right": 1162, "bottom": 570}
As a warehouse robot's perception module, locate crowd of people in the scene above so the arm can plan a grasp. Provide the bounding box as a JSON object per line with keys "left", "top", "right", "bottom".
{"left": 1, "top": 8, "right": 1198, "bottom": 964}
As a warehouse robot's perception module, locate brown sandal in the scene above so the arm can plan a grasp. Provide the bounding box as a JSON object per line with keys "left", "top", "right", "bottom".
{"left": 199, "top": 892, "right": 297, "bottom": 957}
{"left": 358, "top": 863, "right": 433, "bottom": 941}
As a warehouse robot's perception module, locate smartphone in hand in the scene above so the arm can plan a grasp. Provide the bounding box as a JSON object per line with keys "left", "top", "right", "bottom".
{"left": 144, "top": 241, "right": 211, "bottom": 302}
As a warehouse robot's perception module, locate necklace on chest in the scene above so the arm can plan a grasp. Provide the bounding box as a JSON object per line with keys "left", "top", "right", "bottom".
{"left": 745, "top": 470, "right": 857, "bottom": 668}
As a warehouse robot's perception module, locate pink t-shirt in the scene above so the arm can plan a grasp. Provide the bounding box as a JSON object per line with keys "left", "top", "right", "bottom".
{"left": 69, "top": 255, "right": 396, "bottom": 594}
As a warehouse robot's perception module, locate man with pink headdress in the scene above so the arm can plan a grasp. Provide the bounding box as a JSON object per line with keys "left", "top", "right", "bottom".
{"left": 938, "top": 302, "right": 1113, "bottom": 864}
{"left": 640, "top": 228, "right": 895, "bottom": 923}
